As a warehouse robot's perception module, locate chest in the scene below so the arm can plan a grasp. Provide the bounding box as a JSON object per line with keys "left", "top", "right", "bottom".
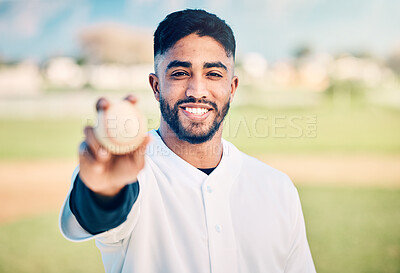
{"left": 129, "top": 168, "right": 292, "bottom": 273}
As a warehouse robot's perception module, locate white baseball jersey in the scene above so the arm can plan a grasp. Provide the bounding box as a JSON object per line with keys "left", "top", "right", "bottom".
{"left": 59, "top": 129, "right": 316, "bottom": 273}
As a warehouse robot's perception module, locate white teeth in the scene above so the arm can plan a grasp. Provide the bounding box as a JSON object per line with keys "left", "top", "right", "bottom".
{"left": 185, "top": 107, "right": 209, "bottom": 115}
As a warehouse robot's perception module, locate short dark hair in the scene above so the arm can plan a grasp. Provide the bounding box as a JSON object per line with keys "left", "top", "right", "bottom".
{"left": 154, "top": 9, "right": 236, "bottom": 60}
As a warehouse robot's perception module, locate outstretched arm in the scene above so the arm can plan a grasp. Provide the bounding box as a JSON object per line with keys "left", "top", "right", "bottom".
{"left": 69, "top": 174, "right": 139, "bottom": 234}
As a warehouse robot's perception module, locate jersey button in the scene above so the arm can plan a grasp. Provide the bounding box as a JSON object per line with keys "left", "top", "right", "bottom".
{"left": 207, "top": 185, "right": 213, "bottom": 193}
{"left": 215, "top": 224, "right": 222, "bottom": 232}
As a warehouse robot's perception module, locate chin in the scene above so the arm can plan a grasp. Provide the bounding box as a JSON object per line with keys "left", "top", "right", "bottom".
{"left": 177, "top": 122, "right": 220, "bottom": 144}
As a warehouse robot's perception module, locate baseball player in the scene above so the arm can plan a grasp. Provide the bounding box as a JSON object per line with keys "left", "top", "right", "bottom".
{"left": 60, "top": 9, "right": 316, "bottom": 273}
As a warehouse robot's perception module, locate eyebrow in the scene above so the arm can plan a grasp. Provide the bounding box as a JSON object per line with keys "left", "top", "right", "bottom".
{"left": 203, "top": 62, "right": 227, "bottom": 71}
{"left": 166, "top": 60, "right": 228, "bottom": 73}
{"left": 166, "top": 60, "right": 191, "bottom": 72}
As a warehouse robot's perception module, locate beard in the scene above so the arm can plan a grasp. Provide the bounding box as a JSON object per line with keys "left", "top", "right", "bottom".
{"left": 159, "top": 95, "right": 230, "bottom": 144}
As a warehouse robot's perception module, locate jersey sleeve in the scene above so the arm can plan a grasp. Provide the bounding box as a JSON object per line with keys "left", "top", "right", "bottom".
{"left": 69, "top": 174, "right": 139, "bottom": 235}
{"left": 284, "top": 187, "right": 317, "bottom": 273}
{"left": 59, "top": 166, "right": 143, "bottom": 244}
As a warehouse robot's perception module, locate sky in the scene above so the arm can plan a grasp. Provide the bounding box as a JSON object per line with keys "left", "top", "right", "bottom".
{"left": 0, "top": 0, "right": 399, "bottom": 63}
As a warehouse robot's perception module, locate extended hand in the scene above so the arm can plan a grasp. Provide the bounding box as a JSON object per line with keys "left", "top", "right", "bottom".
{"left": 78, "top": 95, "right": 150, "bottom": 197}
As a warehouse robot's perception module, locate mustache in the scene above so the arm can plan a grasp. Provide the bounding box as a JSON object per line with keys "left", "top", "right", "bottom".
{"left": 175, "top": 97, "right": 218, "bottom": 111}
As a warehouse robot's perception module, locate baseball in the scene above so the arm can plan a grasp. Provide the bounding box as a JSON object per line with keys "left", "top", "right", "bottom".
{"left": 93, "top": 99, "right": 147, "bottom": 155}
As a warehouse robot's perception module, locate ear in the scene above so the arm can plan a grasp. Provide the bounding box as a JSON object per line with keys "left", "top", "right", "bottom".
{"left": 229, "top": 75, "right": 239, "bottom": 102}
{"left": 149, "top": 73, "right": 160, "bottom": 102}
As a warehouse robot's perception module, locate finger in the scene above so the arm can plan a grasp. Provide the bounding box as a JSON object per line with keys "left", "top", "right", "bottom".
{"left": 78, "top": 141, "right": 96, "bottom": 164}
{"left": 84, "top": 126, "right": 111, "bottom": 162}
{"left": 124, "top": 94, "right": 138, "bottom": 105}
{"left": 79, "top": 141, "right": 106, "bottom": 174}
{"left": 96, "top": 97, "right": 110, "bottom": 112}
{"left": 123, "top": 134, "right": 150, "bottom": 157}
{"left": 126, "top": 135, "right": 150, "bottom": 170}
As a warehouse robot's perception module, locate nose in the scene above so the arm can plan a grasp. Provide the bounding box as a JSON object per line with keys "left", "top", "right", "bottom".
{"left": 185, "top": 75, "right": 209, "bottom": 99}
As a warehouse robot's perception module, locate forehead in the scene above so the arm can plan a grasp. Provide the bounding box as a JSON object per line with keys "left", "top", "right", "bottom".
{"left": 156, "top": 34, "right": 234, "bottom": 71}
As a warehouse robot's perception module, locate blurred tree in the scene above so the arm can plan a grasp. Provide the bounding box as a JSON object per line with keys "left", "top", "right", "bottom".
{"left": 386, "top": 48, "right": 400, "bottom": 75}
{"left": 75, "top": 56, "right": 87, "bottom": 66}
{"left": 78, "top": 23, "right": 153, "bottom": 65}
{"left": 350, "top": 50, "right": 373, "bottom": 59}
{"left": 293, "top": 44, "right": 312, "bottom": 60}
{"left": 324, "top": 79, "right": 366, "bottom": 108}
{"left": 292, "top": 44, "right": 313, "bottom": 70}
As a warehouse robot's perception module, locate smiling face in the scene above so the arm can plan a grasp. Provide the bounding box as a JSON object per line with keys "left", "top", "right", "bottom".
{"left": 149, "top": 33, "right": 239, "bottom": 144}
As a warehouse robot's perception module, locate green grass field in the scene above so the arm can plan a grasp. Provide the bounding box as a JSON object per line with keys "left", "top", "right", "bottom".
{"left": 1, "top": 103, "right": 399, "bottom": 272}
{"left": 225, "top": 105, "right": 400, "bottom": 155}
{"left": 1, "top": 105, "right": 400, "bottom": 159}
{"left": 0, "top": 186, "right": 399, "bottom": 273}
{"left": 300, "top": 186, "right": 400, "bottom": 273}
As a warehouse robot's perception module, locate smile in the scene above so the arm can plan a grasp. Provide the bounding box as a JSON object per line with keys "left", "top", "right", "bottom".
{"left": 179, "top": 103, "right": 214, "bottom": 120}
{"left": 184, "top": 107, "right": 209, "bottom": 115}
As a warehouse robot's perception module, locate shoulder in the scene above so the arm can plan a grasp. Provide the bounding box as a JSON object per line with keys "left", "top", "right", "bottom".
{"left": 225, "top": 141, "right": 297, "bottom": 195}
{"left": 225, "top": 142, "right": 301, "bottom": 216}
{"left": 242, "top": 153, "right": 293, "bottom": 184}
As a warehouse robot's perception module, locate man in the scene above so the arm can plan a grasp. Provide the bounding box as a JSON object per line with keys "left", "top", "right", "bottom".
{"left": 60, "top": 9, "right": 316, "bottom": 273}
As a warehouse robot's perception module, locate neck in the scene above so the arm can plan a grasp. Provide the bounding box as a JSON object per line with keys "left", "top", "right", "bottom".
{"left": 158, "top": 121, "right": 223, "bottom": 169}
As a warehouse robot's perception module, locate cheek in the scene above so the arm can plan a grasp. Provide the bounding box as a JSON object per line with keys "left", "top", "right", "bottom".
{"left": 209, "top": 80, "right": 232, "bottom": 99}
{"left": 162, "top": 80, "right": 187, "bottom": 96}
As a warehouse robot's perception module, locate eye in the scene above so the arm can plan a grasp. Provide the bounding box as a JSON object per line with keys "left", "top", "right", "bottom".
{"left": 171, "top": 71, "right": 189, "bottom": 78}
{"left": 207, "top": 72, "right": 223, "bottom": 78}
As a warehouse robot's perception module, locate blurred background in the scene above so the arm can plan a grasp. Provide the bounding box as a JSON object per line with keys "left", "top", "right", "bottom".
{"left": 0, "top": 0, "right": 399, "bottom": 272}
